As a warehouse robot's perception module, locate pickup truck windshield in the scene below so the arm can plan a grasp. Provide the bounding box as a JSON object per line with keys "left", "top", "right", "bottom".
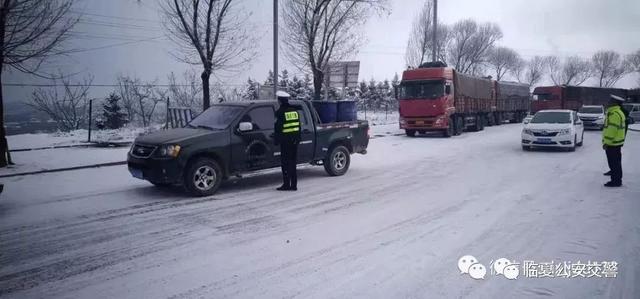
{"left": 188, "top": 106, "right": 244, "bottom": 129}
{"left": 531, "top": 112, "right": 571, "bottom": 124}
{"left": 578, "top": 107, "right": 603, "bottom": 114}
{"left": 399, "top": 81, "right": 444, "bottom": 100}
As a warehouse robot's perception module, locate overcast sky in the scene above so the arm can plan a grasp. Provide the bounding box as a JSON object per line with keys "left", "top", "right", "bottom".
{"left": 5, "top": 0, "right": 640, "bottom": 102}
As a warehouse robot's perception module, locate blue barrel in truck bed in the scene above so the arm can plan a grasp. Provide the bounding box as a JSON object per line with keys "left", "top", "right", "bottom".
{"left": 312, "top": 101, "right": 338, "bottom": 123}
{"left": 337, "top": 100, "right": 357, "bottom": 122}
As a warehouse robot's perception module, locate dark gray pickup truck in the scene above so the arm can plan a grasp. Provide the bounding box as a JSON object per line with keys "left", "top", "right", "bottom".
{"left": 127, "top": 100, "right": 369, "bottom": 196}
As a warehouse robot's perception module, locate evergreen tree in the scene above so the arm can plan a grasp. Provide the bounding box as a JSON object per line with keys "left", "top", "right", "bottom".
{"left": 242, "top": 78, "right": 259, "bottom": 101}
{"left": 279, "top": 69, "right": 291, "bottom": 90}
{"left": 289, "top": 75, "right": 301, "bottom": 99}
{"left": 264, "top": 70, "right": 275, "bottom": 86}
{"left": 102, "top": 92, "right": 127, "bottom": 129}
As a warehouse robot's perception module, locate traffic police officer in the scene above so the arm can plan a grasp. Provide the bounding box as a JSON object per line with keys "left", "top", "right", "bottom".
{"left": 602, "top": 94, "right": 626, "bottom": 187}
{"left": 274, "top": 91, "right": 301, "bottom": 191}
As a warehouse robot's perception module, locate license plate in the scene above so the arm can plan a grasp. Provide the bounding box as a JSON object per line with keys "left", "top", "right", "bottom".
{"left": 129, "top": 168, "right": 144, "bottom": 179}
{"left": 537, "top": 138, "right": 552, "bottom": 143}
{"left": 415, "top": 120, "right": 424, "bottom": 125}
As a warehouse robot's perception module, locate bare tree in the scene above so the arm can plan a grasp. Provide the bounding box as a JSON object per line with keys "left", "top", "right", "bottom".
{"left": 486, "top": 46, "right": 521, "bottom": 81}
{"left": 404, "top": 0, "right": 448, "bottom": 67}
{"left": 446, "top": 19, "right": 502, "bottom": 74}
{"left": 28, "top": 75, "right": 92, "bottom": 132}
{"left": 548, "top": 55, "right": 593, "bottom": 86}
{"left": 282, "top": 0, "right": 389, "bottom": 101}
{"left": 515, "top": 55, "right": 547, "bottom": 87}
{"left": 627, "top": 49, "right": 640, "bottom": 73}
{"left": 592, "top": 50, "right": 628, "bottom": 87}
{"left": 116, "top": 75, "right": 163, "bottom": 127}
{"left": 162, "top": 0, "right": 256, "bottom": 111}
{"left": 0, "top": 0, "right": 79, "bottom": 166}
{"left": 167, "top": 70, "right": 203, "bottom": 112}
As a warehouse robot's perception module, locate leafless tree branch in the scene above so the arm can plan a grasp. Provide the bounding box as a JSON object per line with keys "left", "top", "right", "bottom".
{"left": 162, "top": 0, "right": 257, "bottom": 110}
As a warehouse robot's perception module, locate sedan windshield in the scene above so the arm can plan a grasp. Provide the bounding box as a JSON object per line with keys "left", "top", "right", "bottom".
{"left": 531, "top": 112, "right": 571, "bottom": 124}
{"left": 399, "top": 81, "right": 444, "bottom": 100}
{"left": 578, "top": 107, "right": 603, "bottom": 114}
{"left": 188, "top": 106, "right": 244, "bottom": 129}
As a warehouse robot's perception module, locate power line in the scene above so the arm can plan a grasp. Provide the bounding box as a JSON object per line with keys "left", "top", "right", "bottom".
{"left": 69, "top": 10, "right": 159, "bottom": 24}
{"left": 65, "top": 36, "right": 166, "bottom": 54}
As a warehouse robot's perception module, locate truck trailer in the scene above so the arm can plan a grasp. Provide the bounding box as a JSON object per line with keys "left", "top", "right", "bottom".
{"left": 531, "top": 85, "right": 628, "bottom": 113}
{"left": 397, "top": 62, "right": 530, "bottom": 137}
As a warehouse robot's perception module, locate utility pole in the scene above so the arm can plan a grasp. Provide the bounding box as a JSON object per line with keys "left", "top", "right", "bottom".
{"left": 273, "top": 0, "right": 279, "bottom": 99}
{"left": 431, "top": 0, "right": 438, "bottom": 62}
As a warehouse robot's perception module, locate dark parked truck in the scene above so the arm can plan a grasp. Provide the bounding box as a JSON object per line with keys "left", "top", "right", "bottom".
{"left": 398, "top": 63, "right": 512, "bottom": 137}
{"left": 531, "top": 85, "right": 628, "bottom": 113}
{"left": 127, "top": 100, "right": 369, "bottom": 196}
{"left": 493, "top": 81, "right": 530, "bottom": 124}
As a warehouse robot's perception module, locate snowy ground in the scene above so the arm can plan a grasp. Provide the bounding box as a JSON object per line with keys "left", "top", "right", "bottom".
{"left": 0, "top": 125, "right": 639, "bottom": 298}
{"left": 358, "top": 110, "right": 399, "bottom": 126}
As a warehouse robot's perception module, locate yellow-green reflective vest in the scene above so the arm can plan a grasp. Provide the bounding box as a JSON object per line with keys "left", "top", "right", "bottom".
{"left": 602, "top": 105, "right": 626, "bottom": 146}
{"left": 282, "top": 111, "right": 300, "bottom": 134}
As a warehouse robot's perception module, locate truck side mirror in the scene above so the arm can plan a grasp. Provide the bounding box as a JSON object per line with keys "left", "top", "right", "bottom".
{"left": 238, "top": 122, "right": 253, "bottom": 132}
{"left": 445, "top": 85, "right": 451, "bottom": 95}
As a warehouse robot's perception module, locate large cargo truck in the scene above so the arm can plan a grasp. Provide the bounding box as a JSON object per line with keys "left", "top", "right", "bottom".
{"left": 531, "top": 85, "right": 628, "bottom": 113}
{"left": 493, "top": 81, "right": 530, "bottom": 125}
{"left": 397, "top": 62, "right": 529, "bottom": 137}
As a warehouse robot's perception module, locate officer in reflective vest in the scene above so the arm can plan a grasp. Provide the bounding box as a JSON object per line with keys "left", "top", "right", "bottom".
{"left": 274, "top": 91, "right": 301, "bottom": 191}
{"left": 602, "top": 94, "right": 626, "bottom": 187}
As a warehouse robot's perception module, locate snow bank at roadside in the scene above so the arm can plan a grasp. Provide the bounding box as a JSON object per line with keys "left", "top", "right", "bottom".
{"left": 8, "top": 125, "right": 161, "bottom": 150}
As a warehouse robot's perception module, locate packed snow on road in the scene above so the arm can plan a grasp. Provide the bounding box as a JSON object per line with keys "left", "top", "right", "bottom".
{"left": 1, "top": 124, "right": 639, "bottom": 298}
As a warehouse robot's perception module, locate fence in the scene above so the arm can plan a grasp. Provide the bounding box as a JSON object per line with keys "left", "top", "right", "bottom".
{"left": 166, "top": 107, "right": 194, "bottom": 129}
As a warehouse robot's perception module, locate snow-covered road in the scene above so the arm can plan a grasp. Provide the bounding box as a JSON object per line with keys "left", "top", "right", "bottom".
{"left": 1, "top": 125, "right": 639, "bottom": 298}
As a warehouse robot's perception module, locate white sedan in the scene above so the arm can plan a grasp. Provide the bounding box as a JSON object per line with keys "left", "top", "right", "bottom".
{"left": 521, "top": 109, "right": 584, "bottom": 151}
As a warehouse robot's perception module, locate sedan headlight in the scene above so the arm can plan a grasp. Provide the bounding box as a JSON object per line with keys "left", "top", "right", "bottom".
{"left": 558, "top": 128, "right": 571, "bottom": 135}
{"left": 523, "top": 128, "right": 534, "bottom": 135}
{"left": 158, "top": 145, "right": 181, "bottom": 157}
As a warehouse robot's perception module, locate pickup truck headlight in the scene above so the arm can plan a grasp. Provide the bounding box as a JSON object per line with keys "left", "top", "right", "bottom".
{"left": 522, "top": 128, "right": 534, "bottom": 135}
{"left": 597, "top": 115, "right": 604, "bottom": 120}
{"left": 558, "top": 128, "right": 571, "bottom": 135}
{"left": 158, "top": 145, "right": 181, "bottom": 157}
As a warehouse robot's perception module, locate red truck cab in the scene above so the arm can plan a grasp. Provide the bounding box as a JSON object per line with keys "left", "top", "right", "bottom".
{"left": 398, "top": 66, "right": 455, "bottom": 134}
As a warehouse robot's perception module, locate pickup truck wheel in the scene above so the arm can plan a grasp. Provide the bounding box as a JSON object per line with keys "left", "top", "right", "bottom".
{"left": 405, "top": 130, "right": 416, "bottom": 137}
{"left": 184, "top": 158, "right": 223, "bottom": 197}
{"left": 324, "top": 146, "right": 350, "bottom": 176}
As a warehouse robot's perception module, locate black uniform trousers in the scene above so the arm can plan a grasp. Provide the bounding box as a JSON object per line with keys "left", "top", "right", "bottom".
{"left": 280, "top": 141, "right": 299, "bottom": 188}
{"left": 605, "top": 145, "right": 623, "bottom": 184}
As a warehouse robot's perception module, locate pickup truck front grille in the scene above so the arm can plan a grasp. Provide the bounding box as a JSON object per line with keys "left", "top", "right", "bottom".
{"left": 131, "top": 144, "right": 156, "bottom": 158}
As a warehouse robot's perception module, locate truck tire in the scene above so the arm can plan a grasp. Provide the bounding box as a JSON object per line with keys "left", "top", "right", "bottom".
{"left": 455, "top": 116, "right": 464, "bottom": 135}
{"left": 495, "top": 113, "right": 502, "bottom": 126}
{"left": 324, "top": 145, "right": 350, "bottom": 176}
{"left": 183, "top": 157, "right": 223, "bottom": 197}
{"left": 405, "top": 130, "right": 416, "bottom": 137}
{"left": 443, "top": 117, "right": 454, "bottom": 137}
